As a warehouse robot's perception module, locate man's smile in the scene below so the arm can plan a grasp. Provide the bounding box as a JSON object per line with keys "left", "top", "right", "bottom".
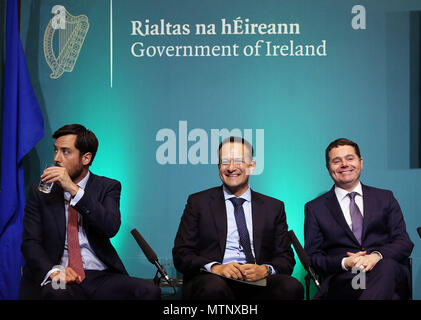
{"left": 339, "top": 169, "right": 353, "bottom": 174}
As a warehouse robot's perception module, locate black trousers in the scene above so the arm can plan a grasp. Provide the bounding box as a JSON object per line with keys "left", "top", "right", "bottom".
{"left": 322, "top": 259, "right": 410, "bottom": 300}
{"left": 182, "top": 273, "right": 304, "bottom": 300}
{"left": 40, "top": 270, "right": 161, "bottom": 300}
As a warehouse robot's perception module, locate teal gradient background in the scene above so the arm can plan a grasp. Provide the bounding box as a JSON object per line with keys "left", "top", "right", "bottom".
{"left": 1, "top": 0, "right": 420, "bottom": 299}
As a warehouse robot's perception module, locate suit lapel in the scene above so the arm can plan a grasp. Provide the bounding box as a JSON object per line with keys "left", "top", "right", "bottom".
{"left": 84, "top": 172, "right": 95, "bottom": 192}
{"left": 210, "top": 187, "right": 228, "bottom": 258}
{"left": 325, "top": 186, "right": 359, "bottom": 245}
{"left": 251, "top": 190, "right": 264, "bottom": 262}
{"left": 44, "top": 183, "right": 66, "bottom": 246}
{"left": 361, "top": 184, "right": 372, "bottom": 244}
{"left": 78, "top": 172, "right": 95, "bottom": 231}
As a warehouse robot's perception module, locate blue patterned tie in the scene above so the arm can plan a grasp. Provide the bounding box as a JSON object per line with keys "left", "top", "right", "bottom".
{"left": 348, "top": 192, "right": 363, "bottom": 244}
{"left": 229, "top": 197, "right": 256, "bottom": 264}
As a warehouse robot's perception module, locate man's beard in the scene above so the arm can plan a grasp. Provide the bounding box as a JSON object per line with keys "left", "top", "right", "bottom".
{"left": 70, "top": 163, "right": 85, "bottom": 182}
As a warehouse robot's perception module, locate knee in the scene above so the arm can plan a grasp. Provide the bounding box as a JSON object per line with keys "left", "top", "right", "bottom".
{"left": 185, "top": 275, "right": 232, "bottom": 300}
{"left": 134, "top": 280, "right": 161, "bottom": 300}
{"left": 201, "top": 278, "right": 230, "bottom": 298}
{"left": 40, "top": 283, "right": 74, "bottom": 300}
{"left": 142, "top": 284, "right": 161, "bottom": 300}
{"left": 268, "top": 275, "right": 304, "bottom": 300}
{"left": 282, "top": 277, "right": 304, "bottom": 300}
{"left": 373, "top": 258, "right": 401, "bottom": 277}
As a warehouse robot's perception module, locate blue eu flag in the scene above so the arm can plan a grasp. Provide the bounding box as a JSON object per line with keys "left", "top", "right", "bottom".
{"left": 0, "top": 0, "right": 44, "bottom": 299}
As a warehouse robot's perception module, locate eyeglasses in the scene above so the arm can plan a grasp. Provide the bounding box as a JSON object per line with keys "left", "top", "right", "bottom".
{"left": 219, "top": 158, "right": 249, "bottom": 166}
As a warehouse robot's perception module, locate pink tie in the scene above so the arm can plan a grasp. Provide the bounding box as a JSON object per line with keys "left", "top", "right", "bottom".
{"left": 67, "top": 205, "right": 85, "bottom": 280}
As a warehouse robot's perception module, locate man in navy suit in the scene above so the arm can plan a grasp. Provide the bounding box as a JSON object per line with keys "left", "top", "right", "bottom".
{"left": 173, "top": 137, "right": 303, "bottom": 300}
{"left": 304, "top": 138, "right": 413, "bottom": 299}
{"left": 20, "top": 124, "right": 160, "bottom": 300}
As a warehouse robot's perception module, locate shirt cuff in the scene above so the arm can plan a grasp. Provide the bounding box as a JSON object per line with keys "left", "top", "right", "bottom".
{"left": 40, "top": 267, "right": 63, "bottom": 287}
{"left": 264, "top": 264, "right": 276, "bottom": 275}
{"left": 341, "top": 257, "right": 348, "bottom": 271}
{"left": 204, "top": 262, "right": 220, "bottom": 272}
{"left": 371, "top": 251, "right": 383, "bottom": 260}
{"left": 70, "top": 187, "right": 85, "bottom": 206}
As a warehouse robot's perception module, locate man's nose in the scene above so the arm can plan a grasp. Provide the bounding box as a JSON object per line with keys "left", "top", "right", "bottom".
{"left": 54, "top": 151, "right": 61, "bottom": 163}
{"left": 227, "top": 160, "right": 237, "bottom": 170}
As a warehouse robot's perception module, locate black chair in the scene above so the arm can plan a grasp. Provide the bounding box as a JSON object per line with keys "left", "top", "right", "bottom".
{"left": 402, "top": 257, "right": 413, "bottom": 300}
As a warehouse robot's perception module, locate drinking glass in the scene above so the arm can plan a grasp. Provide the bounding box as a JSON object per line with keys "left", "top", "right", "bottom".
{"left": 38, "top": 164, "right": 55, "bottom": 193}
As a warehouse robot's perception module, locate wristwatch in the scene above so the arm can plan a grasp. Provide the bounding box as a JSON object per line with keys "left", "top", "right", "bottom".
{"left": 265, "top": 265, "right": 271, "bottom": 276}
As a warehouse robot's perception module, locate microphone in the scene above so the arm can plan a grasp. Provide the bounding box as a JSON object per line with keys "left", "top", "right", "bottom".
{"left": 417, "top": 227, "right": 421, "bottom": 239}
{"left": 130, "top": 228, "right": 171, "bottom": 283}
{"left": 288, "top": 230, "right": 321, "bottom": 290}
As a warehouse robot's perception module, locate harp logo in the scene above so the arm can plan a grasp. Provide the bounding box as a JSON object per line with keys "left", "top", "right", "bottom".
{"left": 43, "top": 6, "right": 89, "bottom": 79}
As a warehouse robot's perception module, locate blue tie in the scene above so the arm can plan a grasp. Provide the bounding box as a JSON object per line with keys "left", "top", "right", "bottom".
{"left": 229, "top": 197, "right": 256, "bottom": 264}
{"left": 348, "top": 192, "right": 363, "bottom": 244}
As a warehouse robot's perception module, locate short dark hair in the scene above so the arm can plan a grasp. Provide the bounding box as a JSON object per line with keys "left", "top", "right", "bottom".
{"left": 52, "top": 124, "right": 98, "bottom": 166}
{"left": 325, "top": 138, "right": 361, "bottom": 167}
{"left": 218, "top": 136, "right": 254, "bottom": 162}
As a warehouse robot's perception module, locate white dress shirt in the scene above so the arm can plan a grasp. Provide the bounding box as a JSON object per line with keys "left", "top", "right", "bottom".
{"left": 334, "top": 182, "right": 364, "bottom": 229}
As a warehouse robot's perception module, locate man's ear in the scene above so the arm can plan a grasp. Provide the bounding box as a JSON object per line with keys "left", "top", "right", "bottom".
{"left": 82, "top": 152, "right": 92, "bottom": 166}
{"left": 246, "top": 160, "right": 256, "bottom": 176}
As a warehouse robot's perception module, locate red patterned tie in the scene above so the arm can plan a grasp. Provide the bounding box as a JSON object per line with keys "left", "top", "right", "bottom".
{"left": 67, "top": 205, "right": 85, "bottom": 280}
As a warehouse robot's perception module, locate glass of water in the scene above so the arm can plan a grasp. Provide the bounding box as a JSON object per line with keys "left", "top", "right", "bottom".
{"left": 38, "top": 164, "right": 55, "bottom": 193}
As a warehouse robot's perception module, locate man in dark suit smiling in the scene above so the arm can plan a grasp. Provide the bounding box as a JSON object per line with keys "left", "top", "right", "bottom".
{"left": 304, "top": 138, "right": 413, "bottom": 299}
{"left": 20, "top": 124, "right": 160, "bottom": 300}
{"left": 173, "top": 136, "right": 303, "bottom": 300}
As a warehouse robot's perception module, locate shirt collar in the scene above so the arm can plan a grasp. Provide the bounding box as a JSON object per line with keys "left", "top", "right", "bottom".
{"left": 64, "top": 171, "right": 90, "bottom": 201}
{"left": 223, "top": 185, "right": 251, "bottom": 202}
{"left": 334, "top": 181, "right": 363, "bottom": 201}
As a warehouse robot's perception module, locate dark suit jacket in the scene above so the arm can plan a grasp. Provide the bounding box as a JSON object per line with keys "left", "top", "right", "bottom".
{"left": 172, "top": 186, "right": 295, "bottom": 282}
{"left": 304, "top": 184, "right": 414, "bottom": 279}
{"left": 21, "top": 173, "right": 128, "bottom": 294}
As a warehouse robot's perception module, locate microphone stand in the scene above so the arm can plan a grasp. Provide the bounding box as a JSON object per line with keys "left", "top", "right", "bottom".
{"left": 154, "top": 270, "right": 177, "bottom": 296}
{"left": 130, "top": 228, "right": 177, "bottom": 296}
{"left": 153, "top": 270, "right": 161, "bottom": 286}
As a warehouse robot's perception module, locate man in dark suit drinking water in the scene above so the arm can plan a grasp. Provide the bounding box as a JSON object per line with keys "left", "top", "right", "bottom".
{"left": 20, "top": 124, "right": 160, "bottom": 300}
